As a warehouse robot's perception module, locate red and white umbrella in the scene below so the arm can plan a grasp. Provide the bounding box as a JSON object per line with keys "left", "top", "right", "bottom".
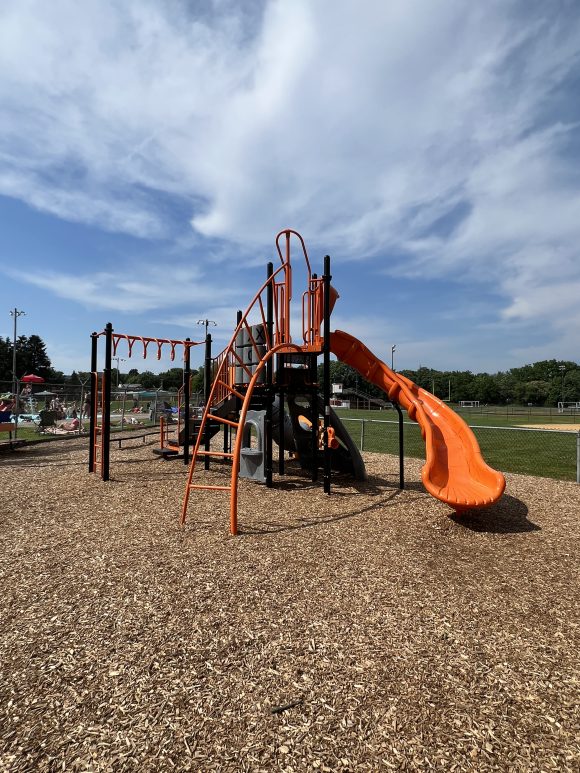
{"left": 20, "top": 374, "right": 45, "bottom": 384}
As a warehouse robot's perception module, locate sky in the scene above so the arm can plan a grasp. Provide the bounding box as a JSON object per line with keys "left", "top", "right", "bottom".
{"left": 1, "top": 0, "right": 580, "bottom": 377}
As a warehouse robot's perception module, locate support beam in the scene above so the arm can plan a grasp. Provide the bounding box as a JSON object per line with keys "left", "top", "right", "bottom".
{"left": 183, "top": 338, "right": 191, "bottom": 465}
{"left": 204, "top": 333, "right": 212, "bottom": 471}
{"left": 102, "top": 322, "right": 113, "bottom": 481}
{"left": 265, "top": 262, "right": 274, "bottom": 487}
{"left": 322, "top": 256, "right": 331, "bottom": 494}
{"left": 88, "top": 332, "right": 98, "bottom": 473}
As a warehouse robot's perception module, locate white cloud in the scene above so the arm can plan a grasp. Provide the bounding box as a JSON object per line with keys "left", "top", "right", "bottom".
{"left": 6, "top": 265, "right": 240, "bottom": 313}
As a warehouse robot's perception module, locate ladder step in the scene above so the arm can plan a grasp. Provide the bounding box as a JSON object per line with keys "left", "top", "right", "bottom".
{"left": 215, "top": 380, "right": 245, "bottom": 401}
{"left": 188, "top": 484, "right": 231, "bottom": 491}
{"left": 207, "top": 414, "right": 240, "bottom": 429}
{"left": 196, "top": 451, "right": 234, "bottom": 458}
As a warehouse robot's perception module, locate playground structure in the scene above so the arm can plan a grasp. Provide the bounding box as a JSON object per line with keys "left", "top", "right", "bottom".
{"left": 89, "top": 230, "right": 506, "bottom": 534}
{"left": 178, "top": 230, "right": 505, "bottom": 533}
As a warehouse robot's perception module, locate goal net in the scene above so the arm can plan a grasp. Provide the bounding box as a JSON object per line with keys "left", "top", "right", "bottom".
{"left": 558, "top": 401, "right": 580, "bottom": 413}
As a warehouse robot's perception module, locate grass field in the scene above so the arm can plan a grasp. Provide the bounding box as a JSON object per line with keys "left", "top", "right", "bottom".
{"left": 337, "top": 405, "right": 580, "bottom": 427}
{"left": 337, "top": 409, "right": 579, "bottom": 482}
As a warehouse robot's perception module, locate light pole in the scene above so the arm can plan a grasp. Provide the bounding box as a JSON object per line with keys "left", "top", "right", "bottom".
{"left": 197, "top": 319, "right": 217, "bottom": 338}
{"left": 391, "top": 344, "right": 396, "bottom": 371}
{"left": 9, "top": 308, "right": 25, "bottom": 399}
{"left": 559, "top": 365, "right": 566, "bottom": 406}
{"left": 112, "top": 357, "right": 126, "bottom": 387}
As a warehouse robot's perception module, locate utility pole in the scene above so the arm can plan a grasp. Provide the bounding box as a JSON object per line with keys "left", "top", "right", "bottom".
{"left": 10, "top": 308, "right": 25, "bottom": 399}
{"left": 391, "top": 344, "right": 396, "bottom": 371}
{"left": 559, "top": 365, "right": 566, "bottom": 406}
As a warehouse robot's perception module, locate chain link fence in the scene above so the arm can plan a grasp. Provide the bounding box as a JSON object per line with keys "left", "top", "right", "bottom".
{"left": 0, "top": 379, "right": 180, "bottom": 439}
{"left": 341, "top": 418, "right": 580, "bottom": 483}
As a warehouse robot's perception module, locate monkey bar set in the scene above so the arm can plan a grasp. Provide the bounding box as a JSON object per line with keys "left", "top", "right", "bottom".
{"left": 87, "top": 327, "right": 203, "bottom": 480}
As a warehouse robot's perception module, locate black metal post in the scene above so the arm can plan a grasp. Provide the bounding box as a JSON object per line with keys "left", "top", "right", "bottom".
{"left": 265, "top": 262, "right": 274, "bottom": 487}
{"left": 277, "top": 352, "right": 285, "bottom": 475}
{"left": 223, "top": 420, "right": 229, "bottom": 457}
{"left": 183, "top": 338, "right": 191, "bottom": 465}
{"left": 88, "top": 332, "right": 98, "bottom": 473}
{"left": 310, "top": 350, "right": 318, "bottom": 482}
{"left": 204, "top": 332, "right": 212, "bottom": 470}
{"left": 102, "top": 322, "right": 113, "bottom": 481}
{"left": 322, "top": 256, "right": 331, "bottom": 494}
{"left": 393, "top": 402, "right": 405, "bottom": 489}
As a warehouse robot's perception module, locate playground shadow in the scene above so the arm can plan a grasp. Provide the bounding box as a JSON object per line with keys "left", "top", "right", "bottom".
{"left": 450, "top": 494, "right": 538, "bottom": 534}
{"left": 240, "top": 486, "right": 425, "bottom": 537}
{"left": 274, "top": 476, "right": 389, "bottom": 497}
{"left": 0, "top": 446, "right": 86, "bottom": 469}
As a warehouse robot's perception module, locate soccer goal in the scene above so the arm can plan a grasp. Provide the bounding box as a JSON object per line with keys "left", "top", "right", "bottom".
{"left": 558, "top": 401, "right": 580, "bottom": 413}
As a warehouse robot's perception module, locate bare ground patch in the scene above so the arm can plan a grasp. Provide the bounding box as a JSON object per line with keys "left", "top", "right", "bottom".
{"left": 518, "top": 424, "right": 580, "bottom": 432}
{"left": 1, "top": 437, "right": 579, "bottom": 771}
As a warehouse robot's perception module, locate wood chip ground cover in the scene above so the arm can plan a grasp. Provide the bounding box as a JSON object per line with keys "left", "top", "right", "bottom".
{"left": 1, "top": 437, "right": 579, "bottom": 771}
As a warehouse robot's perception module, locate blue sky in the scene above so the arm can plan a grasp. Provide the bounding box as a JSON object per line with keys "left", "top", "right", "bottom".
{"left": 1, "top": 0, "right": 580, "bottom": 375}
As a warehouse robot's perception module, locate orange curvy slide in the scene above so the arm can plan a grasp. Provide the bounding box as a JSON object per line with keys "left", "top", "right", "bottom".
{"left": 330, "top": 331, "right": 506, "bottom": 512}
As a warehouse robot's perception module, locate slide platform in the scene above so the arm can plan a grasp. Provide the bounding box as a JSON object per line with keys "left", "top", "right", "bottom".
{"left": 330, "top": 330, "right": 506, "bottom": 511}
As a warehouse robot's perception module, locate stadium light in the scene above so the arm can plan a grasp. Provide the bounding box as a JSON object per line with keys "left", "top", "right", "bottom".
{"left": 197, "top": 319, "right": 217, "bottom": 338}
{"left": 559, "top": 365, "right": 566, "bottom": 404}
{"left": 113, "top": 357, "right": 126, "bottom": 387}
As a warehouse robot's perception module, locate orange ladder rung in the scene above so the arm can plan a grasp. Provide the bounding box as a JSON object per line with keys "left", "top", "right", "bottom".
{"left": 207, "top": 414, "right": 240, "bottom": 429}
{"left": 215, "top": 380, "right": 245, "bottom": 401}
{"left": 196, "top": 450, "right": 234, "bottom": 458}
{"left": 188, "top": 484, "right": 232, "bottom": 491}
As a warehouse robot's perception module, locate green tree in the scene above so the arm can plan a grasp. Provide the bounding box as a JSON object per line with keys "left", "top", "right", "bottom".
{"left": 139, "top": 371, "right": 160, "bottom": 389}
{"left": 514, "top": 379, "right": 551, "bottom": 406}
{"left": 472, "top": 373, "right": 501, "bottom": 404}
{"left": 16, "top": 335, "right": 52, "bottom": 379}
{"left": 0, "top": 337, "right": 12, "bottom": 381}
{"left": 190, "top": 367, "right": 204, "bottom": 395}
{"left": 158, "top": 367, "right": 184, "bottom": 391}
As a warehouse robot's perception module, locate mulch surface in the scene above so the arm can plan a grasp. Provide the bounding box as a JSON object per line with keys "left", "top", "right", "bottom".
{"left": 1, "top": 436, "right": 579, "bottom": 771}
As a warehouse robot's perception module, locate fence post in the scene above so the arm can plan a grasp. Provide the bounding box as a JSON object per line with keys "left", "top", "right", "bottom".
{"left": 577, "top": 431, "right": 580, "bottom": 484}
{"left": 360, "top": 419, "right": 365, "bottom": 451}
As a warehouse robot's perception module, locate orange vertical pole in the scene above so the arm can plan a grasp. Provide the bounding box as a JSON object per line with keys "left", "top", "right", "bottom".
{"left": 284, "top": 231, "right": 291, "bottom": 342}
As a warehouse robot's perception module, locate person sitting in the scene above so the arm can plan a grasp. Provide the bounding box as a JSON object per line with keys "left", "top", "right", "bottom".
{"left": 60, "top": 417, "right": 80, "bottom": 432}
{"left": 0, "top": 397, "right": 15, "bottom": 414}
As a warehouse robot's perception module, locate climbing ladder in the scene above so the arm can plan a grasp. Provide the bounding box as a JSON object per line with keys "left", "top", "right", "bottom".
{"left": 180, "top": 229, "right": 328, "bottom": 534}
{"left": 88, "top": 371, "right": 106, "bottom": 476}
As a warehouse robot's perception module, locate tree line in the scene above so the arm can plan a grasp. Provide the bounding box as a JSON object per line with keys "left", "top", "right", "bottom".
{"left": 1, "top": 334, "right": 578, "bottom": 406}
{"left": 323, "top": 359, "right": 580, "bottom": 407}
{"left": 0, "top": 335, "right": 63, "bottom": 383}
